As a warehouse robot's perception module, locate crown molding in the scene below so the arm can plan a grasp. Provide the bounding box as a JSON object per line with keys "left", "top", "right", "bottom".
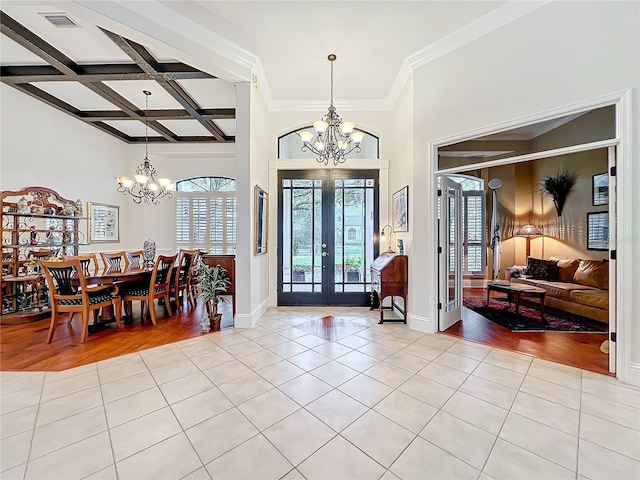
{"left": 407, "top": 1, "right": 551, "bottom": 69}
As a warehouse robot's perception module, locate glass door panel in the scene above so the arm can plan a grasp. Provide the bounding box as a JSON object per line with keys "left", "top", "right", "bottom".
{"left": 278, "top": 170, "right": 378, "bottom": 306}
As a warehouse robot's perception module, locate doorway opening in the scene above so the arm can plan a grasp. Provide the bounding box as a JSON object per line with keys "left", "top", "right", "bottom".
{"left": 277, "top": 170, "right": 379, "bottom": 306}
{"left": 436, "top": 106, "right": 617, "bottom": 375}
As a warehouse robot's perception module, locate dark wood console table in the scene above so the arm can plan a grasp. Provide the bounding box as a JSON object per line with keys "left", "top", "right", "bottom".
{"left": 370, "top": 252, "right": 408, "bottom": 324}
{"left": 202, "top": 254, "right": 235, "bottom": 315}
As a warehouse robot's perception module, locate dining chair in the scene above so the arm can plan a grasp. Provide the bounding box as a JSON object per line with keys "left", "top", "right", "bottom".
{"left": 170, "top": 250, "right": 197, "bottom": 312}
{"left": 125, "top": 250, "right": 144, "bottom": 269}
{"left": 189, "top": 250, "right": 205, "bottom": 301}
{"left": 121, "top": 254, "right": 176, "bottom": 325}
{"left": 62, "top": 254, "right": 99, "bottom": 277}
{"left": 30, "top": 248, "right": 58, "bottom": 261}
{"left": 100, "top": 251, "right": 126, "bottom": 270}
{"left": 39, "top": 258, "right": 121, "bottom": 343}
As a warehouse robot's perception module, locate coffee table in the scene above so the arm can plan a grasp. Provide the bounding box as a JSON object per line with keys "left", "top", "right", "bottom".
{"left": 486, "top": 281, "right": 546, "bottom": 319}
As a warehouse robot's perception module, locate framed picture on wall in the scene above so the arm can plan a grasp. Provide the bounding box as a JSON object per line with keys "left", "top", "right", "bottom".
{"left": 592, "top": 172, "right": 609, "bottom": 206}
{"left": 392, "top": 186, "right": 409, "bottom": 232}
{"left": 587, "top": 212, "right": 609, "bottom": 250}
{"left": 254, "top": 185, "right": 268, "bottom": 255}
{"left": 87, "top": 202, "right": 119, "bottom": 243}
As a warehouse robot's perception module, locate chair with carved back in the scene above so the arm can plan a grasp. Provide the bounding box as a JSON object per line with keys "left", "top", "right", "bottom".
{"left": 188, "top": 250, "right": 205, "bottom": 301}
{"left": 39, "top": 258, "right": 121, "bottom": 343}
{"left": 125, "top": 250, "right": 144, "bottom": 269}
{"left": 170, "top": 250, "right": 197, "bottom": 312}
{"left": 100, "top": 251, "right": 127, "bottom": 271}
{"left": 121, "top": 254, "right": 176, "bottom": 325}
{"left": 30, "top": 248, "right": 59, "bottom": 261}
{"left": 62, "top": 254, "right": 99, "bottom": 277}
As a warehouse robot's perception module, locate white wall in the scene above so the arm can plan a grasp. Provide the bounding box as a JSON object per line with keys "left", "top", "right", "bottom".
{"left": 122, "top": 144, "right": 236, "bottom": 254}
{"left": 0, "top": 84, "right": 129, "bottom": 254}
{"left": 248, "top": 79, "right": 270, "bottom": 319}
{"left": 412, "top": 1, "right": 639, "bottom": 383}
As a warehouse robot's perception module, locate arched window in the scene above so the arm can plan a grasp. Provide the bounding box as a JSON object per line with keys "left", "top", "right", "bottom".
{"left": 347, "top": 227, "right": 357, "bottom": 241}
{"left": 278, "top": 127, "right": 379, "bottom": 159}
{"left": 175, "top": 177, "right": 236, "bottom": 254}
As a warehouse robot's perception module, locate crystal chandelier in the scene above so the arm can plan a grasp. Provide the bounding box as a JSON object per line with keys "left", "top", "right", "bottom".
{"left": 298, "top": 54, "right": 365, "bottom": 166}
{"left": 116, "top": 90, "right": 174, "bottom": 205}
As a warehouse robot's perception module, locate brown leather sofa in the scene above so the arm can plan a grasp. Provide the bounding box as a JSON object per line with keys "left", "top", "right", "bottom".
{"left": 510, "top": 258, "right": 609, "bottom": 323}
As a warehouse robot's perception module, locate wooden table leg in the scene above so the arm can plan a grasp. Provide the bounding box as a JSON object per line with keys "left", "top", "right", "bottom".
{"left": 514, "top": 294, "right": 520, "bottom": 315}
{"left": 486, "top": 287, "right": 491, "bottom": 305}
{"left": 540, "top": 295, "right": 545, "bottom": 320}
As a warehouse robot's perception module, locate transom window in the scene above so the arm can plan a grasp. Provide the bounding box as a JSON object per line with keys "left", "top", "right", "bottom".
{"left": 278, "top": 127, "right": 379, "bottom": 159}
{"left": 175, "top": 177, "right": 236, "bottom": 254}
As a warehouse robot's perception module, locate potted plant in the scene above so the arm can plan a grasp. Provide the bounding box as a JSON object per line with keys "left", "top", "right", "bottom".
{"left": 196, "top": 261, "right": 230, "bottom": 331}
{"left": 345, "top": 255, "right": 362, "bottom": 282}
{"left": 292, "top": 266, "right": 306, "bottom": 282}
{"left": 538, "top": 170, "right": 575, "bottom": 217}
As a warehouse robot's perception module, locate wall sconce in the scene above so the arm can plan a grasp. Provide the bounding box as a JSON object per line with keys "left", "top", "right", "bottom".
{"left": 380, "top": 224, "right": 394, "bottom": 253}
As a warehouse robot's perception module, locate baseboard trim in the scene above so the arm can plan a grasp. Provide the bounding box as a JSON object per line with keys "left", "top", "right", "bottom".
{"left": 408, "top": 313, "right": 435, "bottom": 334}
{"left": 622, "top": 362, "right": 640, "bottom": 388}
{"left": 234, "top": 297, "right": 269, "bottom": 328}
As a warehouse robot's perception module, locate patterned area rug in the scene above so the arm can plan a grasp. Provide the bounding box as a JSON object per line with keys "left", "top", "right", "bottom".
{"left": 463, "top": 295, "right": 607, "bottom": 333}
{"left": 295, "top": 316, "right": 369, "bottom": 341}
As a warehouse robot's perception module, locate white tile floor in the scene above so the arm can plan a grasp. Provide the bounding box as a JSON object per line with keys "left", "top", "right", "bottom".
{"left": 1, "top": 307, "right": 639, "bottom": 480}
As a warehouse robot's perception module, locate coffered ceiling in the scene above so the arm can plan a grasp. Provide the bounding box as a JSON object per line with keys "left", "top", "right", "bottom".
{"left": 0, "top": 6, "right": 236, "bottom": 144}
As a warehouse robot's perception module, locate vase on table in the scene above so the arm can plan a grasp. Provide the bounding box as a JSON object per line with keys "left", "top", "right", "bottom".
{"left": 143, "top": 238, "right": 156, "bottom": 267}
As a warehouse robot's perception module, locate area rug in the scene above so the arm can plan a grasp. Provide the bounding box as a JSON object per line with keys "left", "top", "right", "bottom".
{"left": 294, "top": 316, "right": 369, "bottom": 341}
{"left": 463, "top": 296, "right": 607, "bottom": 333}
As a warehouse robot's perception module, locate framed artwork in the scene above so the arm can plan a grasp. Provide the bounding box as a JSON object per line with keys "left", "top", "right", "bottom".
{"left": 592, "top": 172, "right": 609, "bottom": 206}
{"left": 254, "top": 185, "right": 268, "bottom": 255}
{"left": 87, "top": 202, "right": 119, "bottom": 243}
{"left": 587, "top": 212, "right": 609, "bottom": 250}
{"left": 392, "top": 186, "right": 409, "bottom": 232}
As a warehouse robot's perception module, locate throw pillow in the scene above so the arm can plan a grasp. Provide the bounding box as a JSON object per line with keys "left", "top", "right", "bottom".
{"left": 550, "top": 257, "right": 581, "bottom": 283}
{"left": 574, "top": 260, "right": 609, "bottom": 290}
{"left": 526, "top": 257, "right": 559, "bottom": 280}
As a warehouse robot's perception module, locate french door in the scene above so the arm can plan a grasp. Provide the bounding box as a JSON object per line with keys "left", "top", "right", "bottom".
{"left": 439, "top": 176, "right": 463, "bottom": 330}
{"left": 278, "top": 170, "right": 379, "bottom": 306}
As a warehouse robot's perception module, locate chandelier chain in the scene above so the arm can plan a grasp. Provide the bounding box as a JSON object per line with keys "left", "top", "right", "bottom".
{"left": 296, "top": 54, "right": 364, "bottom": 166}
{"left": 144, "top": 90, "right": 149, "bottom": 160}
{"left": 115, "top": 90, "right": 174, "bottom": 204}
{"left": 330, "top": 58, "right": 334, "bottom": 107}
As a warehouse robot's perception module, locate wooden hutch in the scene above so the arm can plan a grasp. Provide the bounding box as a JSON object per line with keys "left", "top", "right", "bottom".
{"left": 1, "top": 186, "right": 86, "bottom": 324}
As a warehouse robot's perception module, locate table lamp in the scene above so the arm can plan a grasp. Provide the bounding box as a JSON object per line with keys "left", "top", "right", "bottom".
{"left": 514, "top": 224, "right": 543, "bottom": 258}
{"left": 380, "top": 224, "right": 394, "bottom": 253}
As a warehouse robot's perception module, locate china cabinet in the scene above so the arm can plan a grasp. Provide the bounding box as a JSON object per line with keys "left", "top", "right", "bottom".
{"left": 1, "top": 186, "right": 87, "bottom": 324}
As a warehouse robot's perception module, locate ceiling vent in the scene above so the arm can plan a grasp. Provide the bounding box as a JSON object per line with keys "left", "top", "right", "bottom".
{"left": 39, "top": 13, "right": 81, "bottom": 28}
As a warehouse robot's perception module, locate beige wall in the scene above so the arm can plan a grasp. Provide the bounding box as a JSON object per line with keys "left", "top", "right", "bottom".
{"left": 477, "top": 150, "right": 608, "bottom": 272}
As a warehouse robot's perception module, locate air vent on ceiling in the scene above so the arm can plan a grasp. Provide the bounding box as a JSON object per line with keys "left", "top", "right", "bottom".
{"left": 39, "top": 12, "right": 81, "bottom": 28}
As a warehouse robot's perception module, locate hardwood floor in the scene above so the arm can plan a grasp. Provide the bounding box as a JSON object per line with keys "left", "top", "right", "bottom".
{"left": 0, "top": 300, "right": 209, "bottom": 372}
{"left": 443, "top": 289, "right": 610, "bottom": 375}
{"left": 2, "top": 290, "right": 610, "bottom": 376}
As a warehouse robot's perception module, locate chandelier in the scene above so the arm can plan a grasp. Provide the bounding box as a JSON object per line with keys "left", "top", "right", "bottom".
{"left": 298, "top": 54, "right": 364, "bottom": 166}
{"left": 116, "top": 90, "right": 174, "bottom": 205}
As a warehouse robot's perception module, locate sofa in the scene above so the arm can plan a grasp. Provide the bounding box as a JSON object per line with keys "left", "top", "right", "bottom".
{"left": 508, "top": 257, "right": 609, "bottom": 324}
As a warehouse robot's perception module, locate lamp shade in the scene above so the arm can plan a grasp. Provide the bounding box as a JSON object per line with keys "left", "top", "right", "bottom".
{"left": 514, "top": 224, "right": 543, "bottom": 237}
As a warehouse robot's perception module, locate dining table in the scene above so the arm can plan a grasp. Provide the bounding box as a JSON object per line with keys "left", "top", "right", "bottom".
{"left": 83, "top": 266, "right": 154, "bottom": 329}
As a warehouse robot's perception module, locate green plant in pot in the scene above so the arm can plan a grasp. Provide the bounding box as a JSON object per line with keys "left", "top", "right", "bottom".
{"left": 196, "top": 261, "right": 230, "bottom": 331}
{"left": 345, "top": 255, "right": 362, "bottom": 282}
{"left": 538, "top": 169, "right": 575, "bottom": 217}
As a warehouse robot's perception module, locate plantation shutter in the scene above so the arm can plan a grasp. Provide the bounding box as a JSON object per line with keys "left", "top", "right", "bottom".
{"left": 175, "top": 189, "right": 236, "bottom": 253}
{"left": 463, "top": 191, "right": 485, "bottom": 275}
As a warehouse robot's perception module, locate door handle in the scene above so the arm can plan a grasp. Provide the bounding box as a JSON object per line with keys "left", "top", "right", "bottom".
{"left": 321, "top": 252, "right": 329, "bottom": 257}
